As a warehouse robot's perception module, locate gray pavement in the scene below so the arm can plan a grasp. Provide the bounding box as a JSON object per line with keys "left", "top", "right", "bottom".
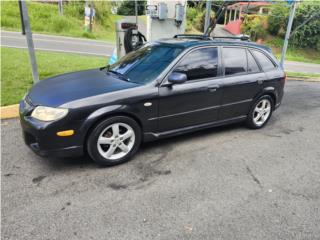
{"left": 1, "top": 30, "right": 320, "bottom": 74}
{"left": 1, "top": 80, "right": 320, "bottom": 240}
{"left": 1, "top": 30, "right": 114, "bottom": 57}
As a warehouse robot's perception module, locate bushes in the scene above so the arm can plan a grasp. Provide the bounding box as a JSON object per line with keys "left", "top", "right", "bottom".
{"left": 117, "top": 1, "right": 146, "bottom": 16}
{"left": 267, "top": 2, "right": 320, "bottom": 49}
{"left": 290, "top": 2, "right": 320, "bottom": 50}
{"left": 186, "top": 6, "right": 215, "bottom": 33}
{"left": 267, "top": 3, "right": 289, "bottom": 37}
{"left": 241, "top": 15, "right": 268, "bottom": 41}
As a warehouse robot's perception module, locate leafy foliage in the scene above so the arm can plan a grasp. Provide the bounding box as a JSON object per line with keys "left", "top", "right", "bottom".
{"left": 186, "top": 6, "right": 215, "bottom": 33}
{"left": 267, "top": 2, "right": 320, "bottom": 49}
{"left": 267, "top": 3, "right": 289, "bottom": 37}
{"left": 117, "top": 1, "right": 146, "bottom": 16}
{"left": 290, "top": 2, "right": 320, "bottom": 50}
{"left": 241, "top": 15, "right": 268, "bottom": 41}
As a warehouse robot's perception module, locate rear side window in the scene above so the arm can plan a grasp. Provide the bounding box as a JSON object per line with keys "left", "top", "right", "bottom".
{"left": 247, "top": 51, "right": 260, "bottom": 73}
{"left": 223, "top": 48, "right": 247, "bottom": 76}
{"left": 252, "top": 50, "right": 276, "bottom": 72}
{"left": 174, "top": 47, "right": 218, "bottom": 81}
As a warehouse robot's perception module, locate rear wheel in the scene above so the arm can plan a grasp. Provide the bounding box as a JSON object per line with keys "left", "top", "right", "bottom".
{"left": 87, "top": 116, "right": 141, "bottom": 166}
{"left": 246, "top": 95, "right": 274, "bottom": 129}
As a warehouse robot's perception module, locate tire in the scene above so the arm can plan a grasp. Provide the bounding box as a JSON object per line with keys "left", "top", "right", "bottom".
{"left": 246, "top": 95, "right": 274, "bottom": 129}
{"left": 87, "top": 116, "right": 141, "bottom": 166}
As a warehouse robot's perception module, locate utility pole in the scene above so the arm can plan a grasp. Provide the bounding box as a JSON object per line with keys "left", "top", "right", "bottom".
{"left": 18, "top": 1, "right": 25, "bottom": 35}
{"left": 204, "top": 0, "right": 212, "bottom": 33}
{"left": 20, "top": 0, "right": 39, "bottom": 83}
{"left": 58, "top": 0, "right": 63, "bottom": 15}
{"left": 89, "top": 4, "right": 93, "bottom": 32}
{"left": 280, "top": 1, "right": 297, "bottom": 68}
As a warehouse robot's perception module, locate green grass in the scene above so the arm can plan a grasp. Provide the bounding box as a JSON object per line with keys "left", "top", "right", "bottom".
{"left": 287, "top": 71, "right": 320, "bottom": 79}
{"left": 1, "top": 1, "right": 122, "bottom": 42}
{"left": 1, "top": 47, "right": 107, "bottom": 106}
{"left": 265, "top": 37, "right": 320, "bottom": 64}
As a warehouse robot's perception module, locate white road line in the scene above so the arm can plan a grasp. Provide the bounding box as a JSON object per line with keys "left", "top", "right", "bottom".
{"left": 1, "top": 45, "right": 110, "bottom": 57}
{"left": 1, "top": 36, "right": 113, "bottom": 48}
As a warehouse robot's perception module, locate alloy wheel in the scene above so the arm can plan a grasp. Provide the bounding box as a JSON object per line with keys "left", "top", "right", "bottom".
{"left": 253, "top": 99, "right": 272, "bottom": 127}
{"left": 97, "top": 122, "right": 135, "bottom": 160}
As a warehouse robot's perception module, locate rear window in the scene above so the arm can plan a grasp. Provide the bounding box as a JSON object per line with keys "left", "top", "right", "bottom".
{"left": 252, "top": 50, "right": 277, "bottom": 72}
{"left": 223, "top": 48, "right": 247, "bottom": 76}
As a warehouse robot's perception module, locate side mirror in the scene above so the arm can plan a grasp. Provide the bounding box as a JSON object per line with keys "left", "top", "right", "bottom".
{"left": 167, "top": 72, "right": 187, "bottom": 85}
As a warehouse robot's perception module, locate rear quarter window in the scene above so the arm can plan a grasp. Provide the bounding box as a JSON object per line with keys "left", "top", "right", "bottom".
{"left": 252, "top": 50, "right": 277, "bottom": 72}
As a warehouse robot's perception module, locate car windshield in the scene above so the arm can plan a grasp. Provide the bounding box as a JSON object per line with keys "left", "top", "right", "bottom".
{"left": 107, "top": 44, "right": 184, "bottom": 84}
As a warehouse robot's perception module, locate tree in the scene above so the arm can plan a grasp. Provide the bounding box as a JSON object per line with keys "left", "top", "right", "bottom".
{"left": 117, "top": 1, "right": 146, "bottom": 16}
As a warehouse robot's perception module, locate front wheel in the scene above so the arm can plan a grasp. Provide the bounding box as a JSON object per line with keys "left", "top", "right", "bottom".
{"left": 246, "top": 95, "right": 274, "bottom": 129}
{"left": 87, "top": 116, "right": 141, "bottom": 166}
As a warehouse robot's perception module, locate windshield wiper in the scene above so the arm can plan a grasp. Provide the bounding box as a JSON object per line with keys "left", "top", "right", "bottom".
{"left": 107, "top": 70, "right": 130, "bottom": 82}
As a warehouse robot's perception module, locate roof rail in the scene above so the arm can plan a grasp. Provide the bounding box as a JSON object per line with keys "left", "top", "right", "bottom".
{"left": 173, "top": 34, "right": 251, "bottom": 42}
{"left": 212, "top": 35, "right": 251, "bottom": 41}
{"left": 173, "top": 34, "right": 212, "bottom": 40}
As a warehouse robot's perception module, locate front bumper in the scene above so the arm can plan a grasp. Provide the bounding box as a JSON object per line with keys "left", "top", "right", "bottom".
{"left": 19, "top": 100, "right": 84, "bottom": 158}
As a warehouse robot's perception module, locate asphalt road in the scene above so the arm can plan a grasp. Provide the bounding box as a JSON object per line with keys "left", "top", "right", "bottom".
{"left": 1, "top": 30, "right": 320, "bottom": 74}
{"left": 1, "top": 80, "right": 320, "bottom": 240}
{"left": 1, "top": 30, "right": 114, "bottom": 57}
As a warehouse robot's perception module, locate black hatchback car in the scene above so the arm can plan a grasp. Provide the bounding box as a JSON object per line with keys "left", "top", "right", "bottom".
{"left": 20, "top": 36, "right": 285, "bottom": 166}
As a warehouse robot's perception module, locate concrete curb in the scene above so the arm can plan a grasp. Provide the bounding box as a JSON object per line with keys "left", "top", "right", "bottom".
{"left": 1, "top": 104, "right": 19, "bottom": 120}
{"left": 1, "top": 77, "right": 319, "bottom": 120}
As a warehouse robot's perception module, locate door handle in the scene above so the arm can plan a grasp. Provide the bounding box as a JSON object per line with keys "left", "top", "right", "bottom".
{"left": 257, "top": 78, "right": 264, "bottom": 85}
{"left": 208, "top": 85, "right": 219, "bottom": 92}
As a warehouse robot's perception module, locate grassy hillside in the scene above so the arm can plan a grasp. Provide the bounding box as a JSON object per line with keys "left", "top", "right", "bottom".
{"left": 265, "top": 37, "right": 320, "bottom": 64}
{"left": 1, "top": 47, "right": 107, "bottom": 106}
{"left": 1, "top": 1, "right": 121, "bottom": 41}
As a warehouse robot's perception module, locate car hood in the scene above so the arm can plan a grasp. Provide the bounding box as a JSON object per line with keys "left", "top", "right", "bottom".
{"left": 27, "top": 69, "right": 138, "bottom": 108}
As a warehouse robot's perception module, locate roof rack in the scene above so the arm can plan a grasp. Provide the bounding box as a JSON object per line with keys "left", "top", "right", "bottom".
{"left": 211, "top": 35, "right": 251, "bottom": 41}
{"left": 173, "top": 34, "right": 212, "bottom": 40}
{"left": 173, "top": 34, "right": 250, "bottom": 42}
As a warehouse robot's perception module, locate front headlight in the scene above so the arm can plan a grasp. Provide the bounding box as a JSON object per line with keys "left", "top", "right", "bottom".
{"left": 31, "top": 106, "right": 68, "bottom": 122}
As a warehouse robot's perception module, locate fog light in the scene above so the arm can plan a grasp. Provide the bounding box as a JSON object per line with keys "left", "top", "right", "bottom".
{"left": 57, "top": 130, "right": 74, "bottom": 137}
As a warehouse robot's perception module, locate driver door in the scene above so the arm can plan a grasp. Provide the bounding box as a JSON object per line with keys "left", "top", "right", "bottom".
{"left": 158, "top": 47, "right": 223, "bottom": 132}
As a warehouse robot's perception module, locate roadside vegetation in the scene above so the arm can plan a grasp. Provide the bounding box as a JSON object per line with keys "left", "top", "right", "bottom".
{"left": 1, "top": 1, "right": 122, "bottom": 41}
{"left": 287, "top": 72, "right": 320, "bottom": 79}
{"left": 1, "top": 47, "right": 107, "bottom": 106}
{"left": 186, "top": 1, "right": 320, "bottom": 64}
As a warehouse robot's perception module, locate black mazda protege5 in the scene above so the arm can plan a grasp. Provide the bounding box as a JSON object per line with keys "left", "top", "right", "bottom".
{"left": 20, "top": 35, "right": 285, "bottom": 166}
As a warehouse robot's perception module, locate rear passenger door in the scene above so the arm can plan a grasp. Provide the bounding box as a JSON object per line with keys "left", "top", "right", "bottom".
{"left": 219, "top": 47, "right": 265, "bottom": 120}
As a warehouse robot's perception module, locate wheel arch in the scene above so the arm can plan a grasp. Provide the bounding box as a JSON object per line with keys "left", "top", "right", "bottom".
{"left": 81, "top": 106, "right": 144, "bottom": 152}
{"left": 254, "top": 87, "right": 277, "bottom": 109}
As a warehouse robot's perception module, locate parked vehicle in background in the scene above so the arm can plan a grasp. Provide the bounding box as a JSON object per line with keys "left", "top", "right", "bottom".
{"left": 19, "top": 35, "right": 286, "bottom": 166}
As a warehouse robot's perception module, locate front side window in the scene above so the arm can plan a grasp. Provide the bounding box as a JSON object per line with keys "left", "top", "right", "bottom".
{"left": 174, "top": 47, "right": 219, "bottom": 81}
{"left": 252, "top": 50, "right": 276, "bottom": 72}
{"left": 223, "top": 47, "right": 247, "bottom": 76}
{"left": 108, "top": 44, "right": 183, "bottom": 84}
